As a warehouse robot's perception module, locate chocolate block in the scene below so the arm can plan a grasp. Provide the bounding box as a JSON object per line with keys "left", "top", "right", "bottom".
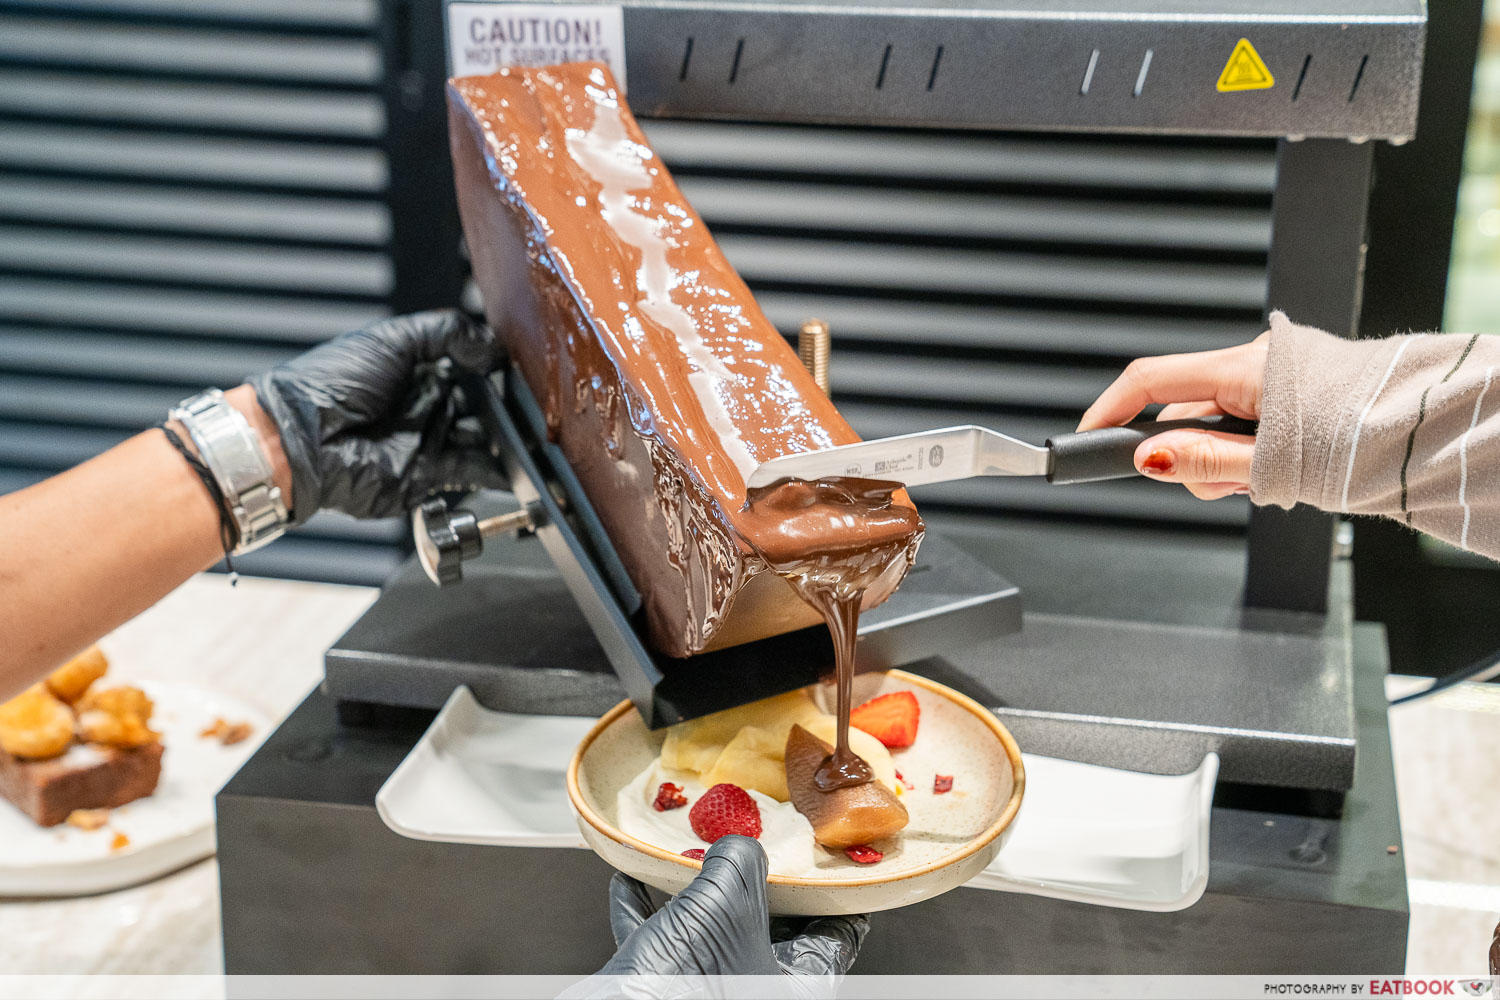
{"left": 0, "top": 742, "right": 163, "bottom": 827}
{"left": 447, "top": 63, "right": 920, "bottom": 657}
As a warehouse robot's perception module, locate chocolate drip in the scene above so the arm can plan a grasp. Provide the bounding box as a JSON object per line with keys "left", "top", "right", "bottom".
{"left": 805, "top": 590, "right": 872, "bottom": 790}
{"left": 744, "top": 477, "right": 925, "bottom": 792}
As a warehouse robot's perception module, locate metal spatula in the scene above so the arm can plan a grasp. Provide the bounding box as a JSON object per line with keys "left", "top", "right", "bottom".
{"left": 745, "top": 415, "right": 1257, "bottom": 489}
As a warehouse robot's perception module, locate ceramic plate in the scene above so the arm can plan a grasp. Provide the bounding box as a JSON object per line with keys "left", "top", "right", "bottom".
{"left": 379, "top": 685, "right": 1217, "bottom": 913}
{"left": 0, "top": 680, "right": 270, "bottom": 896}
{"left": 377, "top": 690, "right": 597, "bottom": 847}
{"left": 568, "top": 670, "right": 1024, "bottom": 914}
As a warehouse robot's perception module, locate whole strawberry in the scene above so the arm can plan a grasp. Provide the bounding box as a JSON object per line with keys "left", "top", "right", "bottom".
{"left": 688, "top": 782, "right": 762, "bottom": 842}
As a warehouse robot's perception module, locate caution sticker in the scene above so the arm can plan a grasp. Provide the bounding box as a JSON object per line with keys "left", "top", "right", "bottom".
{"left": 446, "top": 2, "right": 628, "bottom": 90}
{"left": 1217, "top": 38, "right": 1274, "bottom": 92}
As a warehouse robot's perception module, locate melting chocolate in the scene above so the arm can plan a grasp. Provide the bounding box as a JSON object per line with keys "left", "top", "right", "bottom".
{"left": 447, "top": 63, "right": 923, "bottom": 658}
{"left": 743, "top": 477, "right": 925, "bottom": 791}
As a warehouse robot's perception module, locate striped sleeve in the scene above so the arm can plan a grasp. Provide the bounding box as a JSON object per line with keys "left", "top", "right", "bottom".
{"left": 1250, "top": 311, "right": 1500, "bottom": 560}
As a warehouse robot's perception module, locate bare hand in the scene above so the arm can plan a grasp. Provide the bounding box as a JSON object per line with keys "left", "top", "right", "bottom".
{"left": 1077, "top": 334, "right": 1267, "bottom": 500}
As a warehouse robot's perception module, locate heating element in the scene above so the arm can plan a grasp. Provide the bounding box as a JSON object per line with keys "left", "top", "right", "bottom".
{"left": 447, "top": 0, "right": 1423, "bottom": 138}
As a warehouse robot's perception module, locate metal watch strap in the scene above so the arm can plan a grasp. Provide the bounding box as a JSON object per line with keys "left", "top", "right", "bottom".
{"left": 169, "top": 388, "right": 288, "bottom": 554}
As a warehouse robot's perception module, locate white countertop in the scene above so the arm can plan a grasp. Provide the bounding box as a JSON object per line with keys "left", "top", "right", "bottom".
{"left": 1, "top": 574, "right": 1496, "bottom": 978}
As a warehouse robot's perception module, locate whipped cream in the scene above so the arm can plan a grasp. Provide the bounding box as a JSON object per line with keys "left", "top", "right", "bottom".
{"left": 616, "top": 761, "right": 821, "bottom": 877}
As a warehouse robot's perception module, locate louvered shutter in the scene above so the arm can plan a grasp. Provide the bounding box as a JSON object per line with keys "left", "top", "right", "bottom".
{"left": 1, "top": 4, "right": 1274, "bottom": 592}
{"left": 0, "top": 0, "right": 405, "bottom": 584}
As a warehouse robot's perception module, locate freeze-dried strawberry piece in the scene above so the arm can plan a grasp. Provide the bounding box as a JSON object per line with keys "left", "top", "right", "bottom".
{"left": 933, "top": 774, "right": 954, "bottom": 794}
{"left": 653, "top": 781, "right": 688, "bottom": 811}
{"left": 844, "top": 844, "right": 883, "bottom": 864}
{"left": 894, "top": 769, "right": 914, "bottom": 791}
{"left": 681, "top": 848, "right": 706, "bottom": 860}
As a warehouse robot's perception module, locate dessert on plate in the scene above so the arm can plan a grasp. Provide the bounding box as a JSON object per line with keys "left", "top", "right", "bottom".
{"left": 0, "top": 648, "right": 164, "bottom": 827}
{"left": 616, "top": 685, "right": 946, "bottom": 873}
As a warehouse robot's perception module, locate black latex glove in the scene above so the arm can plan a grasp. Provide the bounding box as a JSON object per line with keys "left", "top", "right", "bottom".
{"left": 251, "top": 310, "right": 505, "bottom": 523}
{"left": 592, "top": 836, "right": 867, "bottom": 993}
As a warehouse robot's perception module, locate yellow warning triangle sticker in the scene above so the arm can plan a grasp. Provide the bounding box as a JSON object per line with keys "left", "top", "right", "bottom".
{"left": 1217, "top": 38, "right": 1275, "bottom": 92}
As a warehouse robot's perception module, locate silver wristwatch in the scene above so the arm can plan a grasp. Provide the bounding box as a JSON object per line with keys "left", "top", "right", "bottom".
{"left": 169, "top": 388, "right": 289, "bottom": 554}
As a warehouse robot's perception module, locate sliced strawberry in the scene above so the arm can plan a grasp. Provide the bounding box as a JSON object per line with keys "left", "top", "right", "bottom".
{"left": 681, "top": 848, "right": 706, "bottom": 860}
{"left": 689, "top": 783, "right": 762, "bottom": 841}
{"left": 849, "top": 691, "right": 919, "bottom": 749}
{"left": 933, "top": 774, "right": 954, "bottom": 794}
{"left": 652, "top": 782, "right": 688, "bottom": 811}
{"left": 844, "top": 844, "right": 884, "bottom": 864}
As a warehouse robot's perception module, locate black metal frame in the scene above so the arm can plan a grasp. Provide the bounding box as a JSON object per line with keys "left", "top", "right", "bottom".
{"left": 1351, "top": 0, "right": 1492, "bottom": 676}
{"left": 380, "top": 0, "right": 466, "bottom": 314}
{"left": 1244, "top": 138, "right": 1376, "bottom": 613}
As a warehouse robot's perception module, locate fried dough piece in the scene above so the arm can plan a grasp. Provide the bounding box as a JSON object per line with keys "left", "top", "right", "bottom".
{"left": 0, "top": 685, "right": 75, "bottom": 760}
{"left": 199, "top": 718, "right": 252, "bottom": 746}
{"left": 76, "top": 686, "right": 158, "bottom": 749}
{"left": 45, "top": 646, "right": 109, "bottom": 704}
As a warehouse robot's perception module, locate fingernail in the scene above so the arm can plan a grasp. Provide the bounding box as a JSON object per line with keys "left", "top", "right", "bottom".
{"left": 1233, "top": 486, "right": 1251, "bottom": 496}
{"left": 1139, "top": 449, "right": 1175, "bottom": 476}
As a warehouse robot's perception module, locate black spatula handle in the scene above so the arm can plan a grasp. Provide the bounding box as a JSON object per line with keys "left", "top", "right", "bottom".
{"left": 1045, "top": 415, "right": 1258, "bottom": 485}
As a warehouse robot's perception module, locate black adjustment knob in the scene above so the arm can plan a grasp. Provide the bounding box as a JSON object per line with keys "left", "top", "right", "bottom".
{"left": 413, "top": 497, "right": 482, "bottom": 587}
{"left": 412, "top": 497, "right": 538, "bottom": 587}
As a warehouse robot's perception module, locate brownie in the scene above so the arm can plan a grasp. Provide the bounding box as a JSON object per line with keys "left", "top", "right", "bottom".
{"left": 0, "top": 742, "right": 163, "bottom": 827}
{"left": 447, "top": 63, "right": 920, "bottom": 657}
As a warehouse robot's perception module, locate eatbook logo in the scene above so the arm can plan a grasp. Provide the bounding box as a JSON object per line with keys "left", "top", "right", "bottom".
{"left": 1461, "top": 981, "right": 1493, "bottom": 997}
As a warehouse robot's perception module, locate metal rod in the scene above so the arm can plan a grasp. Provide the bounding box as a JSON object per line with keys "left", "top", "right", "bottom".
{"left": 477, "top": 508, "right": 534, "bottom": 538}
{"left": 797, "top": 318, "right": 831, "bottom": 395}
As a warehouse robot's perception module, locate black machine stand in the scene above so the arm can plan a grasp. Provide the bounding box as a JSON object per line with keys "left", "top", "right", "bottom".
{"left": 220, "top": 520, "right": 1408, "bottom": 974}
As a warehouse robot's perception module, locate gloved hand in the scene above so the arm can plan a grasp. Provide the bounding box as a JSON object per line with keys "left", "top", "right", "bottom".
{"left": 251, "top": 310, "right": 506, "bottom": 523}
{"left": 565, "top": 836, "right": 867, "bottom": 997}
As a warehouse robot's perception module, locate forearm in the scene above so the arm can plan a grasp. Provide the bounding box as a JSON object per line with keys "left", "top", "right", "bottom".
{"left": 1252, "top": 314, "right": 1500, "bottom": 559}
{"left": 0, "top": 386, "right": 290, "bottom": 698}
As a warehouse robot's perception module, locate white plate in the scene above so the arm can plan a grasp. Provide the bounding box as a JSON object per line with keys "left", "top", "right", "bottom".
{"left": 378, "top": 687, "right": 1217, "bottom": 912}
{"left": 376, "top": 687, "right": 595, "bottom": 847}
{"left": 0, "top": 680, "right": 270, "bottom": 897}
{"left": 964, "top": 751, "right": 1218, "bottom": 910}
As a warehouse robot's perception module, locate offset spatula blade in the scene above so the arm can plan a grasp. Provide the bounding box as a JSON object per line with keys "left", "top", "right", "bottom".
{"left": 746, "top": 425, "right": 1050, "bottom": 489}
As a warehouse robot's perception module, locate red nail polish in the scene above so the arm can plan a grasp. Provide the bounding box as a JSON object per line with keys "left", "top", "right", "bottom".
{"left": 1140, "top": 449, "right": 1175, "bottom": 475}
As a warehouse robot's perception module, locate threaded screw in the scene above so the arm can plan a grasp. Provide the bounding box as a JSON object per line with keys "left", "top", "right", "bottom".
{"left": 797, "top": 319, "right": 831, "bottom": 395}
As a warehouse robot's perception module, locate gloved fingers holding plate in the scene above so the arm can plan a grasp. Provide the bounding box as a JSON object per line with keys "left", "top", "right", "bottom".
{"left": 570, "top": 836, "right": 868, "bottom": 997}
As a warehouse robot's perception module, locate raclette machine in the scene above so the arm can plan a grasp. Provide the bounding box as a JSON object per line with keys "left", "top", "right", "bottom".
{"left": 325, "top": 0, "right": 1423, "bottom": 793}
{"left": 215, "top": 0, "right": 1423, "bottom": 976}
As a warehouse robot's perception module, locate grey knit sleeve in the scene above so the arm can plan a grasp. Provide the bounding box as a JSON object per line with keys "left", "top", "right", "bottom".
{"left": 1249, "top": 311, "right": 1500, "bottom": 560}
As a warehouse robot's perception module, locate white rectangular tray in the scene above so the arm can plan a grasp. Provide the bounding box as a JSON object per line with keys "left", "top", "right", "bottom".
{"left": 377, "top": 687, "right": 1217, "bottom": 912}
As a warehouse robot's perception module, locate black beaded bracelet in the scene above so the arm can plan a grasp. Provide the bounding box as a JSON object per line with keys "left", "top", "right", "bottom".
{"left": 160, "top": 423, "right": 240, "bottom": 583}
